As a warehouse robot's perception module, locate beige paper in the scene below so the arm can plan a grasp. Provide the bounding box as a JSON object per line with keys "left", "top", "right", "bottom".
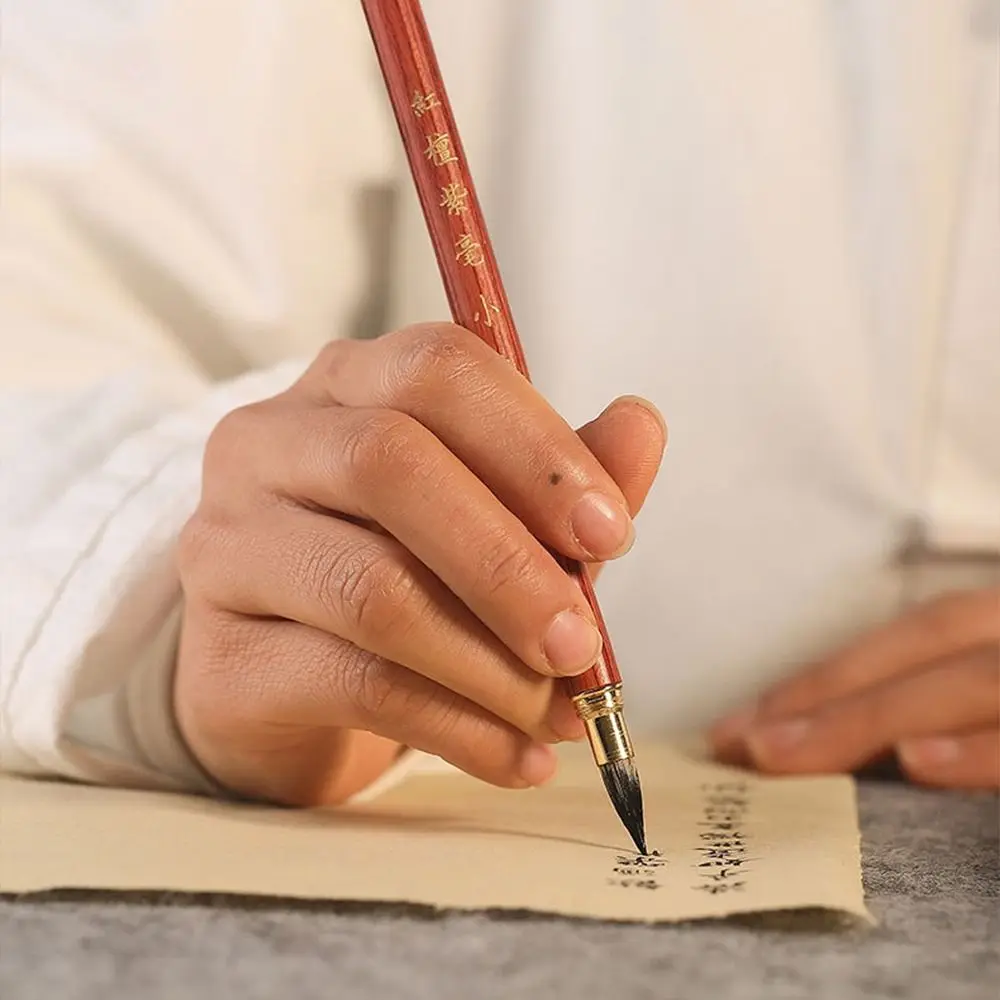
{"left": 0, "top": 744, "right": 871, "bottom": 923}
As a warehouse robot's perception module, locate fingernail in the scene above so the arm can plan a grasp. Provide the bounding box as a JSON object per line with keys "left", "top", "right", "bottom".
{"left": 570, "top": 492, "right": 634, "bottom": 559}
{"left": 709, "top": 705, "right": 758, "bottom": 749}
{"left": 520, "top": 744, "right": 558, "bottom": 786}
{"left": 543, "top": 610, "right": 603, "bottom": 676}
{"left": 747, "top": 717, "right": 812, "bottom": 759}
{"left": 615, "top": 395, "right": 668, "bottom": 437}
{"left": 898, "top": 737, "right": 961, "bottom": 768}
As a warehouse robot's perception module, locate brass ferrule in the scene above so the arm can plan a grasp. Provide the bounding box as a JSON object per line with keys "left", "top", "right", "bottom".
{"left": 571, "top": 684, "right": 634, "bottom": 766}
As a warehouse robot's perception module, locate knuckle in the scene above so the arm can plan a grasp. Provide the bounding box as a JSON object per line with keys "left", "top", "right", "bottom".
{"left": 429, "top": 694, "right": 477, "bottom": 747}
{"left": 177, "top": 512, "right": 225, "bottom": 583}
{"left": 308, "top": 536, "right": 420, "bottom": 638}
{"left": 313, "top": 338, "right": 354, "bottom": 379}
{"left": 405, "top": 688, "right": 468, "bottom": 745}
{"left": 307, "top": 338, "right": 361, "bottom": 397}
{"left": 348, "top": 655, "right": 449, "bottom": 734}
{"left": 343, "top": 654, "right": 492, "bottom": 767}
{"left": 191, "top": 615, "right": 259, "bottom": 687}
{"left": 340, "top": 409, "right": 425, "bottom": 487}
{"left": 174, "top": 614, "right": 265, "bottom": 734}
{"left": 341, "top": 555, "right": 420, "bottom": 636}
{"left": 204, "top": 403, "right": 263, "bottom": 469}
{"left": 389, "top": 323, "right": 480, "bottom": 389}
{"left": 479, "top": 535, "right": 543, "bottom": 599}
{"left": 348, "top": 654, "right": 399, "bottom": 721}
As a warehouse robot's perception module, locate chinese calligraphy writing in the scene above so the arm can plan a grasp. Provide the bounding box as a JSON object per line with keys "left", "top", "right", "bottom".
{"left": 607, "top": 849, "right": 665, "bottom": 891}
{"left": 424, "top": 132, "right": 458, "bottom": 166}
{"left": 411, "top": 89, "right": 441, "bottom": 117}
{"left": 439, "top": 182, "right": 469, "bottom": 216}
{"left": 455, "top": 233, "right": 485, "bottom": 268}
{"left": 693, "top": 781, "right": 753, "bottom": 895}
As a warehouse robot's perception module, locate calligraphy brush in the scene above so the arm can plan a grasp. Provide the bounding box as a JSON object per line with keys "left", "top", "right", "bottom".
{"left": 360, "top": 0, "right": 647, "bottom": 855}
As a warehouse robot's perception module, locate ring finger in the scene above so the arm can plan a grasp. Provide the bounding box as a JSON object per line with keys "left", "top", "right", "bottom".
{"left": 191, "top": 506, "right": 584, "bottom": 742}
{"left": 182, "top": 613, "right": 560, "bottom": 799}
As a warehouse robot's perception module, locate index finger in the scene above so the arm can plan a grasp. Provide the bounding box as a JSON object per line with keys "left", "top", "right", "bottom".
{"left": 297, "top": 326, "right": 643, "bottom": 563}
{"left": 757, "top": 587, "right": 1000, "bottom": 721}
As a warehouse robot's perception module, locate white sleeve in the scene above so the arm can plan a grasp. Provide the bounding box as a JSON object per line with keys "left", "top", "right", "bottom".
{"left": 0, "top": 362, "right": 308, "bottom": 792}
{"left": 0, "top": 1, "right": 411, "bottom": 793}
{"left": 0, "top": 365, "right": 448, "bottom": 797}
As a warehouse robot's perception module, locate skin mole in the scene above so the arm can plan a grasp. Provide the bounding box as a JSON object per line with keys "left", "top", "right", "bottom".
{"left": 548, "top": 472, "right": 563, "bottom": 486}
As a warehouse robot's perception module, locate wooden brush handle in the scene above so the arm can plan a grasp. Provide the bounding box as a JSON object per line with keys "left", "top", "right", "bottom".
{"left": 360, "top": 0, "right": 621, "bottom": 695}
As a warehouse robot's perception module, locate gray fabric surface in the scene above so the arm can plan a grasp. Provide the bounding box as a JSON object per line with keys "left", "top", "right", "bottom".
{"left": 2, "top": 781, "right": 997, "bottom": 1000}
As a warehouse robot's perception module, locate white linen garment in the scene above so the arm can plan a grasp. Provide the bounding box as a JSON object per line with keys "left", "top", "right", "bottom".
{"left": 2, "top": 1, "right": 997, "bottom": 792}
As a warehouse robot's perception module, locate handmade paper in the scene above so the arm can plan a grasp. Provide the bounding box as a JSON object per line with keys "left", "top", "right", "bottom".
{"left": 0, "top": 744, "right": 871, "bottom": 923}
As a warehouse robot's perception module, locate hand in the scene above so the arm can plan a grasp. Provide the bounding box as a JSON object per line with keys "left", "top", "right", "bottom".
{"left": 710, "top": 588, "right": 1000, "bottom": 789}
{"left": 175, "top": 324, "right": 666, "bottom": 806}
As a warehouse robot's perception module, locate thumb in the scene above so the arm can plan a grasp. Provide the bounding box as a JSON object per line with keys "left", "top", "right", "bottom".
{"left": 576, "top": 396, "right": 667, "bottom": 518}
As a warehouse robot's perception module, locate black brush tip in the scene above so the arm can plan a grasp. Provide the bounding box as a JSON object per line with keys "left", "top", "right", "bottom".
{"left": 599, "top": 758, "right": 647, "bottom": 855}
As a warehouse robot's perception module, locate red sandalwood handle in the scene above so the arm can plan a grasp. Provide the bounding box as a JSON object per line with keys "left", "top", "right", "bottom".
{"left": 360, "top": 0, "right": 621, "bottom": 695}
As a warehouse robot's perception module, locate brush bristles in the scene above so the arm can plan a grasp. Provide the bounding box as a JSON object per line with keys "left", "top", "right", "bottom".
{"left": 599, "top": 759, "right": 647, "bottom": 855}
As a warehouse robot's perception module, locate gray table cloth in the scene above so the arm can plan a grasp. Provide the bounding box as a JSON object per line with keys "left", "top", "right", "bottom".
{"left": 2, "top": 780, "right": 997, "bottom": 1000}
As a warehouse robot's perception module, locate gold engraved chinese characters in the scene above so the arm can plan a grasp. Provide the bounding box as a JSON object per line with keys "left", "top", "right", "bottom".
{"left": 411, "top": 90, "right": 441, "bottom": 117}
{"left": 425, "top": 132, "right": 458, "bottom": 166}
{"left": 474, "top": 294, "right": 501, "bottom": 328}
{"left": 455, "top": 233, "right": 485, "bottom": 268}
{"left": 439, "top": 182, "right": 469, "bottom": 216}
